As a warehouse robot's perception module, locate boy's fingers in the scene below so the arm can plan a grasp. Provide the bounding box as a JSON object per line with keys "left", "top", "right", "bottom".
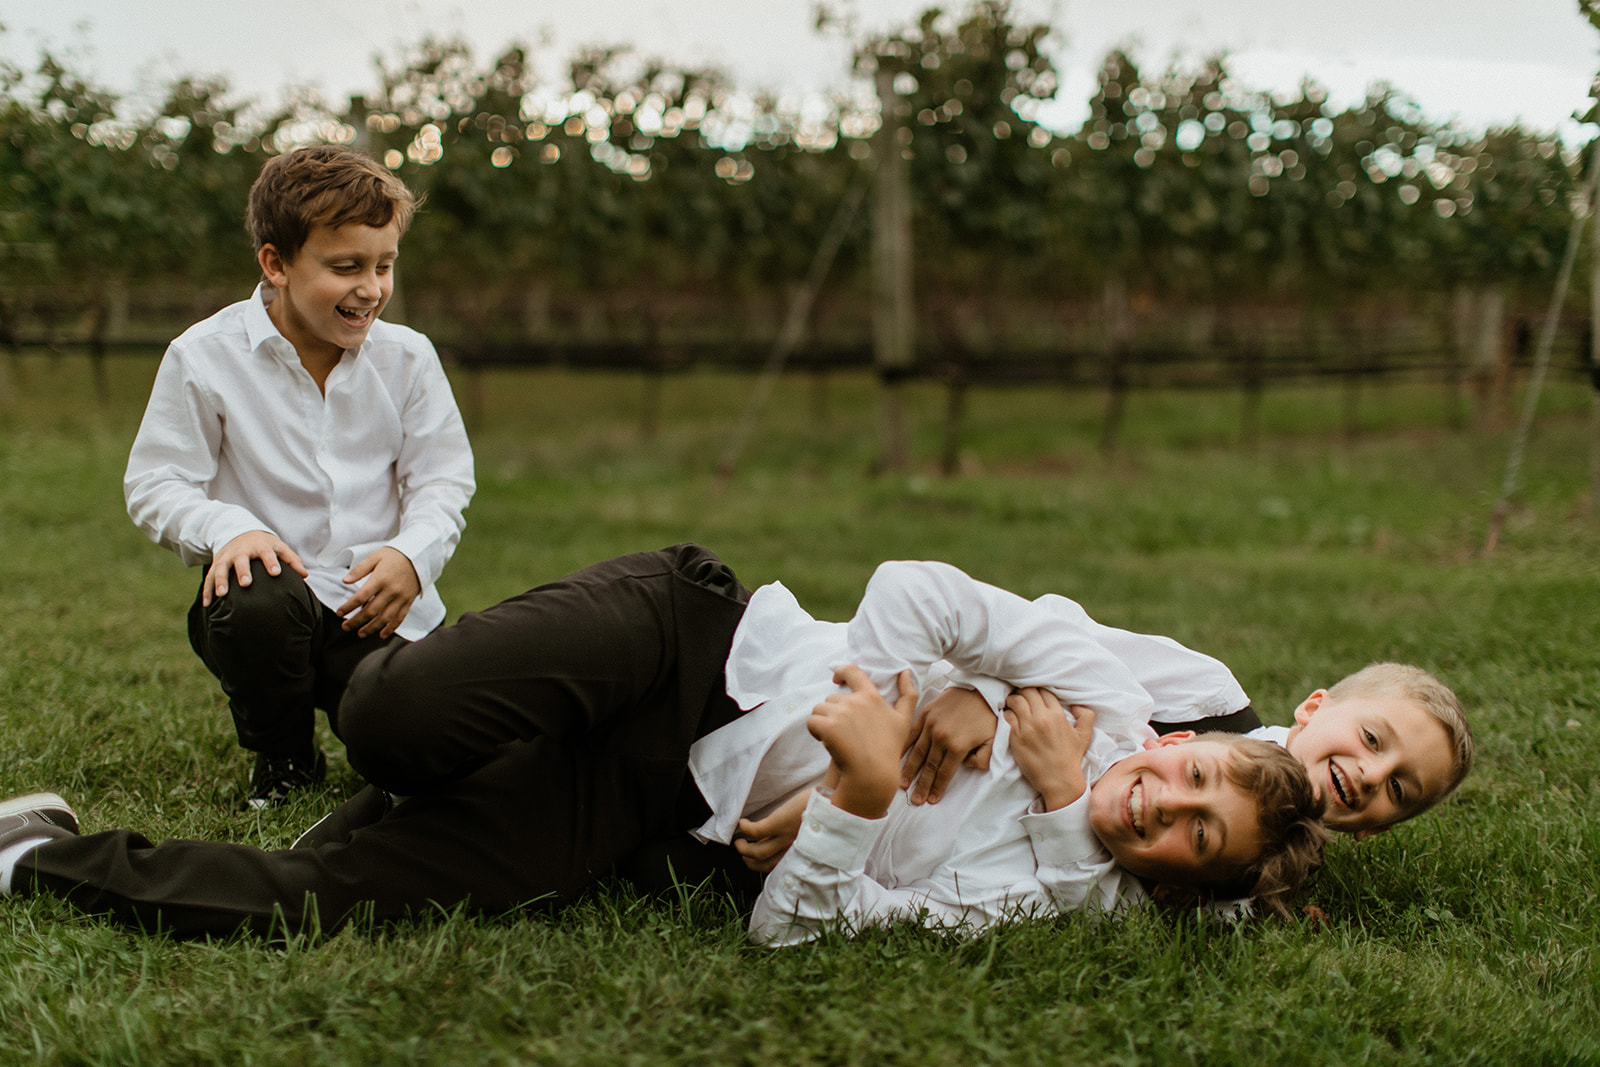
{"left": 963, "top": 739, "right": 992, "bottom": 771}
{"left": 925, "top": 752, "right": 962, "bottom": 803}
{"left": 1069, "top": 705, "right": 1096, "bottom": 736}
{"left": 902, "top": 721, "right": 932, "bottom": 770}
{"left": 908, "top": 755, "right": 942, "bottom": 805}
{"left": 831, "top": 664, "right": 872, "bottom": 692}
{"left": 893, "top": 669, "right": 919, "bottom": 716}
{"left": 279, "top": 544, "right": 309, "bottom": 577}
{"left": 233, "top": 555, "right": 254, "bottom": 588}
{"left": 343, "top": 557, "right": 376, "bottom": 584}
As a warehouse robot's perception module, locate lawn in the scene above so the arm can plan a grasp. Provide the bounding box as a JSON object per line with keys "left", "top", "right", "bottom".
{"left": 1, "top": 350, "right": 1597, "bottom": 1064}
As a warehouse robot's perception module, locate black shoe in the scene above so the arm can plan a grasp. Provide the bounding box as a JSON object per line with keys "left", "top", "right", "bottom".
{"left": 0, "top": 792, "right": 79, "bottom": 847}
{"left": 247, "top": 750, "right": 327, "bottom": 810}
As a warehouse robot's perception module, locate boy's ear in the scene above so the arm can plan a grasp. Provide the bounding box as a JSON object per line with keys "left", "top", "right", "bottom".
{"left": 1292, "top": 690, "right": 1329, "bottom": 727}
{"left": 1143, "top": 730, "right": 1195, "bottom": 750}
{"left": 1352, "top": 824, "right": 1390, "bottom": 842}
{"left": 257, "top": 243, "right": 290, "bottom": 288}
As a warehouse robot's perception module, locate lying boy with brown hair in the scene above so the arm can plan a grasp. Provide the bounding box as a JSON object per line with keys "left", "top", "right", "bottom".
{"left": 0, "top": 549, "right": 1321, "bottom": 945}
{"left": 749, "top": 666, "right": 1326, "bottom": 946}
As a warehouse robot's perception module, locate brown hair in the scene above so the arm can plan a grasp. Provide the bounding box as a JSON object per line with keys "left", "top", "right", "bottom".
{"left": 1207, "top": 734, "right": 1327, "bottom": 919}
{"left": 1326, "top": 662, "right": 1474, "bottom": 805}
{"left": 246, "top": 145, "right": 418, "bottom": 262}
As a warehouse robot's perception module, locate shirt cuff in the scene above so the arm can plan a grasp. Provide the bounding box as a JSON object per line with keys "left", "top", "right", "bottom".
{"left": 790, "top": 788, "right": 887, "bottom": 874}
{"left": 204, "top": 509, "right": 276, "bottom": 558}
{"left": 385, "top": 527, "right": 444, "bottom": 588}
{"left": 1019, "top": 790, "right": 1103, "bottom": 870}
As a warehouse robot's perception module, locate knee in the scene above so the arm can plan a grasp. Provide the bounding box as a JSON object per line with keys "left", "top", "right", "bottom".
{"left": 204, "top": 559, "right": 316, "bottom": 637}
{"left": 338, "top": 645, "right": 440, "bottom": 791}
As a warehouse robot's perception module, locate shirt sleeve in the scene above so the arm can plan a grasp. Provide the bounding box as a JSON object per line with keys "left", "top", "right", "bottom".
{"left": 374, "top": 343, "right": 475, "bottom": 589}
{"left": 123, "top": 345, "right": 273, "bottom": 565}
{"left": 750, "top": 790, "right": 1075, "bottom": 947}
{"left": 1022, "top": 792, "right": 1143, "bottom": 913}
{"left": 845, "top": 560, "right": 1154, "bottom": 741}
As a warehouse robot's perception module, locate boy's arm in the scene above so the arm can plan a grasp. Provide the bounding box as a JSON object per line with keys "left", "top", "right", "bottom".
{"left": 753, "top": 666, "right": 1016, "bottom": 945}
{"left": 846, "top": 560, "right": 1153, "bottom": 739}
{"left": 124, "top": 347, "right": 281, "bottom": 573}
{"left": 337, "top": 344, "right": 474, "bottom": 637}
{"left": 379, "top": 345, "right": 475, "bottom": 592}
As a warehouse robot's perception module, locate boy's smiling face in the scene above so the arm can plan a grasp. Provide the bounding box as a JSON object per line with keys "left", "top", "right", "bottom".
{"left": 1088, "top": 736, "right": 1264, "bottom": 889}
{"left": 1284, "top": 690, "right": 1454, "bottom": 838}
{"left": 260, "top": 219, "right": 400, "bottom": 368}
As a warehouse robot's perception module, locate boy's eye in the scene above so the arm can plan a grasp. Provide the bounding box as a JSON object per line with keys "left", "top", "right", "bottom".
{"left": 1190, "top": 763, "right": 1202, "bottom": 786}
{"left": 1363, "top": 729, "right": 1378, "bottom": 748}
{"left": 1195, "top": 822, "right": 1206, "bottom": 853}
{"left": 1390, "top": 777, "right": 1405, "bottom": 805}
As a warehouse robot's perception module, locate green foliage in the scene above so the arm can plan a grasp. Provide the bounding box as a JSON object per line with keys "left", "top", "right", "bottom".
{"left": 0, "top": 2, "right": 1583, "bottom": 341}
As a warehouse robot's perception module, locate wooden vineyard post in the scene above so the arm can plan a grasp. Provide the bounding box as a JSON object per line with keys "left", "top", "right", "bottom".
{"left": 872, "top": 66, "right": 914, "bottom": 474}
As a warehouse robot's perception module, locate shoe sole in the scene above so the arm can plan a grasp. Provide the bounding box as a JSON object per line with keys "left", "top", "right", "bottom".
{"left": 0, "top": 792, "right": 77, "bottom": 833}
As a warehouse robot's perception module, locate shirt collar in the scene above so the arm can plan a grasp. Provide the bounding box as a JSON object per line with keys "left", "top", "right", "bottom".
{"left": 243, "top": 282, "right": 291, "bottom": 359}
{"left": 242, "top": 282, "right": 371, "bottom": 364}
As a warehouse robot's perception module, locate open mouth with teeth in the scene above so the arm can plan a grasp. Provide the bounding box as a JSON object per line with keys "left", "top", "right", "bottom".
{"left": 1128, "top": 779, "right": 1146, "bottom": 837}
{"left": 337, "top": 304, "right": 376, "bottom": 328}
{"left": 1328, "top": 762, "right": 1355, "bottom": 809}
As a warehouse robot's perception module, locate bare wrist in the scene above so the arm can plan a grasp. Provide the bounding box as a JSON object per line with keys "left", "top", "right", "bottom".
{"left": 1037, "top": 769, "right": 1087, "bottom": 812}
{"left": 828, "top": 760, "right": 900, "bottom": 820}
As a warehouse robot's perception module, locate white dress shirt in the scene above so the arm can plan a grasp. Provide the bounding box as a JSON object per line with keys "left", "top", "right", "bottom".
{"left": 124, "top": 285, "right": 475, "bottom": 640}
{"left": 687, "top": 560, "right": 1251, "bottom": 946}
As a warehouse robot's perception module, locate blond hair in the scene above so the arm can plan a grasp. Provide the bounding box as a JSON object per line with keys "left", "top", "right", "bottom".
{"left": 1326, "top": 662, "right": 1473, "bottom": 804}
{"left": 246, "top": 145, "right": 418, "bottom": 263}
{"left": 1208, "top": 734, "right": 1327, "bottom": 919}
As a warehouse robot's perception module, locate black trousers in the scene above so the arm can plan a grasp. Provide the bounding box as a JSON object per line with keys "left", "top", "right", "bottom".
{"left": 22, "top": 545, "right": 755, "bottom": 937}
{"left": 187, "top": 559, "right": 400, "bottom": 755}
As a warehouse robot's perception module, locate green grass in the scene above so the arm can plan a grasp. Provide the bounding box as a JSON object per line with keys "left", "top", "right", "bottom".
{"left": 2, "top": 350, "right": 1598, "bottom": 1064}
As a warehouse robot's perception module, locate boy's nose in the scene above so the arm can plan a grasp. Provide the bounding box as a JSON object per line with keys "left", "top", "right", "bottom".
{"left": 1155, "top": 787, "right": 1198, "bottom": 821}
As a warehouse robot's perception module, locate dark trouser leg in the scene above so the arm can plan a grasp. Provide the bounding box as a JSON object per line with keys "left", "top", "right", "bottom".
{"left": 1151, "top": 705, "right": 1263, "bottom": 736}
{"left": 19, "top": 660, "right": 743, "bottom": 937}
{"left": 187, "top": 559, "right": 399, "bottom": 755}
{"left": 17, "top": 545, "right": 755, "bottom": 937}
{"left": 338, "top": 543, "right": 749, "bottom": 795}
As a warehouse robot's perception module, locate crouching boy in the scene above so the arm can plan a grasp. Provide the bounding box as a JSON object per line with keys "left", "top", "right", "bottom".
{"left": 123, "top": 145, "right": 475, "bottom": 808}
{"left": 750, "top": 668, "right": 1325, "bottom": 946}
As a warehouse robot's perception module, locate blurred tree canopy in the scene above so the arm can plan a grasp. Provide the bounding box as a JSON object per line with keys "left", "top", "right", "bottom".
{"left": 0, "top": 1, "right": 1583, "bottom": 347}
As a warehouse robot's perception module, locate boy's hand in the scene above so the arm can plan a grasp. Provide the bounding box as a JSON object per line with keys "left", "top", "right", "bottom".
{"left": 901, "top": 685, "right": 999, "bottom": 806}
{"left": 734, "top": 789, "right": 812, "bottom": 872}
{"left": 808, "top": 666, "right": 918, "bottom": 820}
{"left": 338, "top": 547, "right": 421, "bottom": 639}
{"left": 1003, "top": 688, "right": 1093, "bottom": 812}
{"left": 204, "top": 530, "right": 309, "bottom": 606}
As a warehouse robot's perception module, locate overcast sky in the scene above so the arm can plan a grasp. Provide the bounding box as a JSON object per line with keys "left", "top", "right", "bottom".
{"left": 3, "top": 0, "right": 1597, "bottom": 137}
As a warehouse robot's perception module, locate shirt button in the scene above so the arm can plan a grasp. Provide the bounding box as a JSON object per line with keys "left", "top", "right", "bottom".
{"left": 783, "top": 876, "right": 798, "bottom": 891}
